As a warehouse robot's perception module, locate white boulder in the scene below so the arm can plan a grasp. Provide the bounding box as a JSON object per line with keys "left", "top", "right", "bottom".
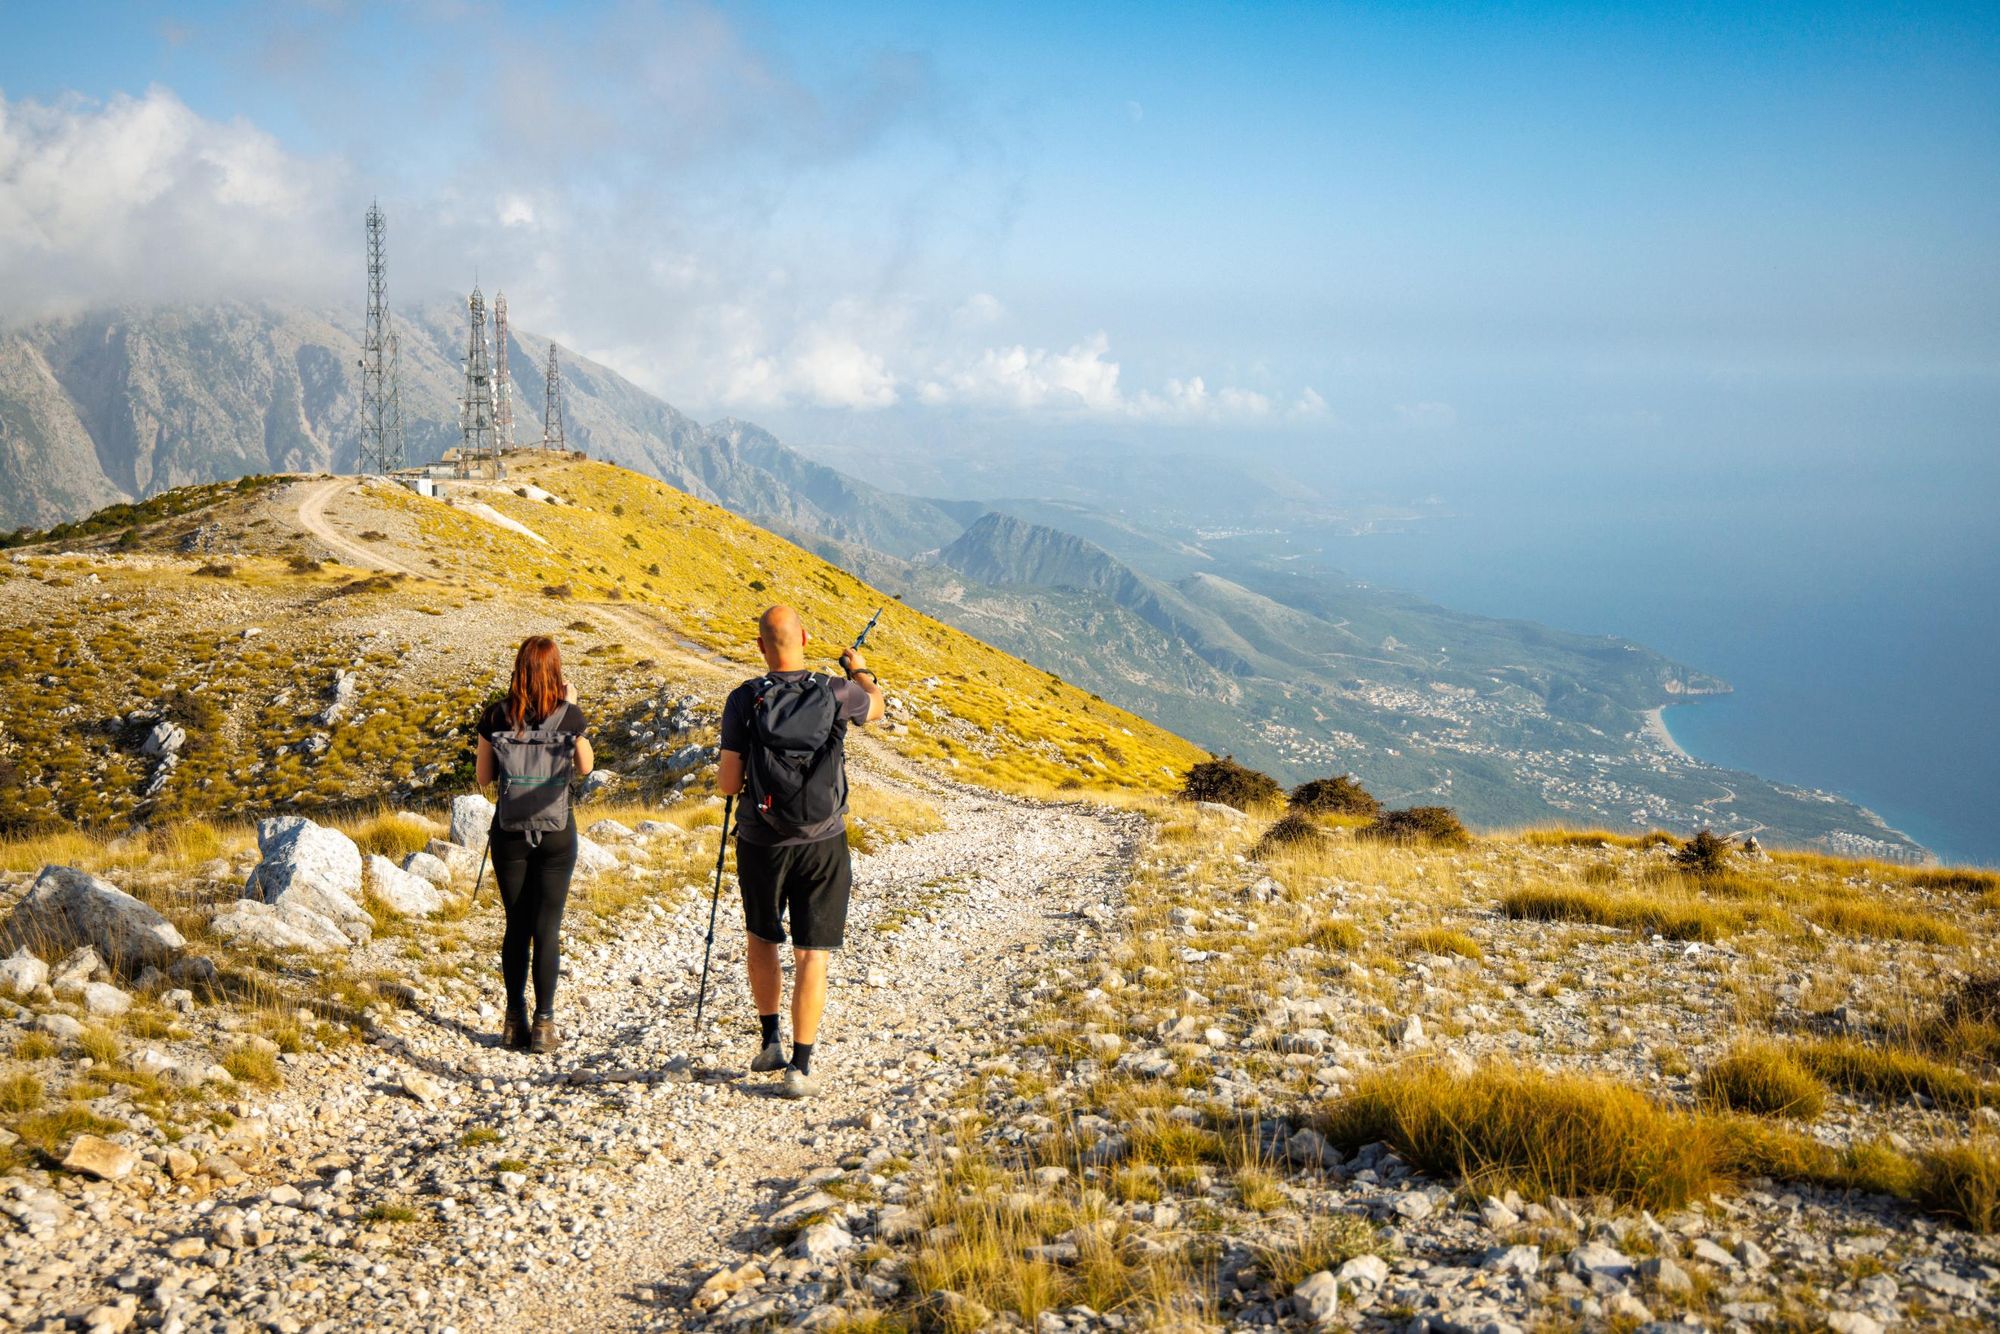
{"left": 6, "top": 866, "right": 186, "bottom": 974}
{"left": 400, "top": 850, "right": 453, "bottom": 886}
{"left": 141, "top": 720, "right": 187, "bottom": 759}
{"left": 364, "top": 855, "right": 444, "bottom": 918}
{"left": 449, "top": 794, "right": 496, "bottom": 848}
{"left": 425, "top": 839, "right": 482, "bottom": 882}
{"left": 243, "top": 818, "right": 370, "bottom": 944}
{"left": 0, "top": 948, "right": 49, "bottom": 996}
{"left": 573, "top": 835, "right": 619, "bottom": 877}
{"left": 209, "top": 899, "right": 350, "bottom": 954}
{"left": 79, "top": 982, "right": 132, "bottom": 1017}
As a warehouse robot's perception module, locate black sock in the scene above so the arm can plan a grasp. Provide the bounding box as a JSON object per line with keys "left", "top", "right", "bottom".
{"left": 790, "top": 1041, "right": 814, "bottom": 1075}
{"left": 759, "top": 1014, "right": 780, "bottom": 1047}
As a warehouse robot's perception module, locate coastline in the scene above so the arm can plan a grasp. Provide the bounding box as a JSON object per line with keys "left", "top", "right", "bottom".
{"left": 1641, "top": 705, "right": 1692, "bottom": 762}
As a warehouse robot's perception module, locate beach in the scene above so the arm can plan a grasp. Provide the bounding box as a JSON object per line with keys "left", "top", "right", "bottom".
{"left": 1642, "top": 705, "right": 1692, "bottom": 761}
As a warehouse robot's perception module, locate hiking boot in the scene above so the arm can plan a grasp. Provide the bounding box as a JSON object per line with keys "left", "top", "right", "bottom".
{"left": 750, "top": 1040, "right": 788, "bottom": 1073}
{"left": 779, "top": 1066, "right": 821, "bottom": 1100}
{"left": 502, "top": 1008, "right": 530, "bottom": 1051}
{"left": 529, "top": 1016, "right": 560, "bottom": 1054}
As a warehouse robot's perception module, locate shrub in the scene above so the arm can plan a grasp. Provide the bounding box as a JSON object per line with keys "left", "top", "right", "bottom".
{"left": 542, "top": 584, "right": 573, "bottom": 599}
{"left": 1918, "top": 1141, "right": 2000, "bottom": 1233}
{"left": 1698, "top": 1042, "right": 1826, "bottom": 1119}
{"left": 1361, "top": 806, "right": 1470, "bottom": 848}
{"left": 1398, "top": 926, "right": 1484, "bottom": 960}
{"left": 1944, "top": 975, "right": 2000, "bottom": 1027}
{"left": 192, "top": 562, "right": 235, "bottom": 578}
{"left": 1255, "top": 812, "right": 1325, "bottom": 856}
{"left": 1319, "top": 1061, "right": 1721, "bottom": 1212}
{"left": 1306, "top": 917, "right": 1363, "bottom": 952}
{"left": 286, "top": 553, "right": 323, "bottom": 574}
{"left": 0, "top": 1072, "right": 44, "bottom": 1114}
{"left": 1288, "top": 775, "right": 1380, "bottom": 818}
{"left": 1177, "top": 756, "right": 1282, "bottom": 811}
{"left": 1674, "top": 828, "right": 1735, "bottom": 877}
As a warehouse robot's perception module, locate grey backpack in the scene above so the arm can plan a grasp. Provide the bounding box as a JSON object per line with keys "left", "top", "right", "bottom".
{"left": 489, "top": 726, "right": 577, "bottom": 843}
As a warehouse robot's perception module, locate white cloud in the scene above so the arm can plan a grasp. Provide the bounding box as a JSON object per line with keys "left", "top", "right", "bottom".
{"left": 789, "top": 334, "right": 899, "bottom": 408}
{"left": 0, "top": 87, "right": 346, "bottom": 320}
{"left": 1293, "top": 387, "right": 1329, "bottom": 417}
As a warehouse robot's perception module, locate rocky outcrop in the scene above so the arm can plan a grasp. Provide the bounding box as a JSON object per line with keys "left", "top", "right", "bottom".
{"left": 242, "top": 818, "right": 370, "bottom": 945}
{"left": 3, "top": 866, "right": 186, "bottom": 975}
{"left": 208, "top": 899, "right": 350, "bottom": 954}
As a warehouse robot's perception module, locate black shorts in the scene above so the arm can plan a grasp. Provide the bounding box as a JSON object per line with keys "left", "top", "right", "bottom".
{"left": 737, "top": 832, "right": 852, "bottom": 951}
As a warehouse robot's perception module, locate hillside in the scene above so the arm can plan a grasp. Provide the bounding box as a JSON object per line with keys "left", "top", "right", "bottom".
{"left": 809, "top": 512, "right": 1924, "bottom": 858}
{"left": 0, "top": 458, "right": 1201, "bottom": 831}
{"left": 0, "top": 300, "right": 963, "bottom": 555}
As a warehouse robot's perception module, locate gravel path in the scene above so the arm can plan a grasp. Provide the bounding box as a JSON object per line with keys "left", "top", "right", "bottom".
{"left": 1, "top": 770, "right": 1139, "bottom": 1333}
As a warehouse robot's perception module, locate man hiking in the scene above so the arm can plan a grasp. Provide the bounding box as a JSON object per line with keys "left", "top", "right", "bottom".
{"left": 718, "top": 604, "right": 885, "bottom": 1098}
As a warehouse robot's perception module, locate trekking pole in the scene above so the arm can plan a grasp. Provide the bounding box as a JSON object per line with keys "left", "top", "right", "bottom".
{"left": 470, "top": 816, "right": 494, "bottom": 906}
{"left": 692, "top": 795, "right": 734, "bottom": 1034}
{"left": 852, "top": 606, "right": 885, "bottom": 651}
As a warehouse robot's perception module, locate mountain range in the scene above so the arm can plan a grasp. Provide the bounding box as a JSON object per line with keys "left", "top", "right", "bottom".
{"left": 0, "top": 298, "right": 1925, "bottom": 855}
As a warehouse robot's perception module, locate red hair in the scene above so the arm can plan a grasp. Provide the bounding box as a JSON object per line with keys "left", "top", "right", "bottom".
{"left": 506, "top": 636, "right": 564, "bottom": 730}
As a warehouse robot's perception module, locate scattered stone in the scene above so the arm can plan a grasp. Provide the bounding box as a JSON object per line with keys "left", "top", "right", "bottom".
{"left": 62, "top": 1135, "right": 139, "bottom": 1181}
{"left": 243, "top": 817, "right": 370, "bottom": 943}
{"left": 1292, "top": 1271, "right": 1340, "bottom": 1324}
{"left": 0, "top": 946, "right": 49, "bottom": 995}
{"left": 793, "top": 1220, "right": 855, "bottom": 1263}
{"left": 401, "top": 850, "right": 453, "bottom": 886}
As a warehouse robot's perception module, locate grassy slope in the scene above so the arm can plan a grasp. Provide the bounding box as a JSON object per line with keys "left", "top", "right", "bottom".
{"left": 0, "top": 460, "right": 1203, "bottom": 830}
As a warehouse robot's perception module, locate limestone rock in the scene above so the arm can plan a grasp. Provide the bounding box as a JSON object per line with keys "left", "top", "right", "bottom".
{"left": 364, "top": 855, "right": 444, "bottom": 917}
{"left": 6, "top": 866, "right": 186, "bottom": 974}
{"left": 401, "top": 850, "right": 453, "bottom": 886}
{"left": 574, "top": 835, "right": 619, "bottom": 877}
{"left": 450, "top": 794, "right": 497, "bottom": 848}
{"left": 244, "top": 818, "right": 370, "bottom": 944}
{"left": 578, "top": 771, "right": 623, "bottom": 801}
{"left": 141, "top": 719, "right": 186, "bottom": 758}
{"left": 62, "top": 1134, "right": 139, "bottom": 1181}
{"left": 51, "top": 944, "right": 103, "bottom": 987}
{"left": 209, "top": 899, "right": 349, "bottom": 954}
{"left": 0, "top": 947, "right": 48, "bottom": 995}
{"left": 793, "top": 1219, "right": 855, "bottom": 1262}
{"left": 1293, "top": 1271, "right": 1340, "bottom": 1324}
{"left": 79, "top": 981, "right": 132, "bottom": 1016}
{"left": 425, "top": 838, "right": 482, "bottom": 882}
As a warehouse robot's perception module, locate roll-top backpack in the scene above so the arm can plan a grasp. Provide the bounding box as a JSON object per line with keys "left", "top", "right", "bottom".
{"left": 745, "top": 673, "right": 847, "bottom": 837}
{"left": 489, "top": 723, "right": 577, "bottom": 845}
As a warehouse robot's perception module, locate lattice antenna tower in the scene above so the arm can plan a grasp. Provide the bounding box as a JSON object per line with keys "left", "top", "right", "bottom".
{"left": 458, "top": 287, "right": 499, "bottom": 478}
{"left": 358, "top": 201, "right": 405, "bottom": 473}
{"left": 541, "top": 342, "right": 567, "bottom": 452}
{"left": 492, "top": 291, "right": 514, "bottom": 450}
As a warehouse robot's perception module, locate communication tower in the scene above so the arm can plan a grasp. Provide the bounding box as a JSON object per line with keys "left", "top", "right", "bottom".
{"left": 457, "top": 287, "right": 500, "bottom": 479}
{"left": 357, "top": 201, "right": 404, "bottom": 474}
{"left": 492, "top": 292, "right": 515, "bottom": 450}
{"left": 541, "top": 342, "right": 567, "bottom": 452}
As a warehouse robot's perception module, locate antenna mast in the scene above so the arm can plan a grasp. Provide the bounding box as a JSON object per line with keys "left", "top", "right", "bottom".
{"left": 492, "top": 292, "right": 514, "bottom": 451}
{"left": 358, "top": 201, "right": 404, "bottom": 474}
{"left": 541, "top": 343, "right": 567, "bottom": 452}
{"left": 458, "top": 287, "right": 499, "bottom": 479}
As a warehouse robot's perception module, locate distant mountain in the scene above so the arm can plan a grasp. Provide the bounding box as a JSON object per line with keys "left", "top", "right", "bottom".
{"left": 0, "top": 299, "right": 962, "bottom": 555}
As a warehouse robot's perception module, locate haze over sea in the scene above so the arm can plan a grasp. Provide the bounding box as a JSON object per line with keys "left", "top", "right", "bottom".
{"left": 1304, "top": 380, "right": 1999, "bottom": 867}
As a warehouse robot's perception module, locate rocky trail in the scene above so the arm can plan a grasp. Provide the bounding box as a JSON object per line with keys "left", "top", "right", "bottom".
{"left": 3, "top": 774, "right": 1141, "bottom": 1333}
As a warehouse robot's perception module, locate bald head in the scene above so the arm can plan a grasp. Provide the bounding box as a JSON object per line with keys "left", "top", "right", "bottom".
{"left": 757, "top": 604, "right": 808, "bottom": 670}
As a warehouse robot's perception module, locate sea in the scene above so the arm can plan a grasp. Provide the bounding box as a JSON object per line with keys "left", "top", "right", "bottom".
{"left": 1319, "top": 473, "right": 1999, "bottom": 868}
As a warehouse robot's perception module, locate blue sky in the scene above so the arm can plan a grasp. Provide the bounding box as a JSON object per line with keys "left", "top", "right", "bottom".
{"left": 1, "top": 1, "right": 1995, "bottom": 447}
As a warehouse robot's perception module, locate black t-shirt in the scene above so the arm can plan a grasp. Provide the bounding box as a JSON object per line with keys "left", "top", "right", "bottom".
{"left": 720, "top": 672, "right": 871, "bottom": 846}
{"left": 477, "top": 700, "right": 589, "bottom": 740}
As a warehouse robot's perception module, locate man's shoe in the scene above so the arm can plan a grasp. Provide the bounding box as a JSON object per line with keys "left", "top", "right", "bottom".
{"left": 779, "top": 1066, "right": 821, "bottom": 1100}
{"left": 750, "top": 1041, "right": 788, "bottom": 1073}
{"left": 502, "top": 1008, "right": 530, "bottom": 1051}
{"left": 529, "top": 1016, "right": 560, "bottom": 1054}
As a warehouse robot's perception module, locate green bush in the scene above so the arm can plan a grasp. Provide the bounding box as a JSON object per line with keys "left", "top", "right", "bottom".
{"left": 1178, "top": 756, "right": 1282, "bottom": 811}
{"left": 1255, "top": 812, "right": 1326, "bottom": 855}
{"left": 1674, "top": 828, "right": 1735, "bottom": 877}
{"left": 1289, "top": 775, "right": 1381, "bottom": 818}
{"left": 1361, "top": 805, "right": 1470, "bottom": 847}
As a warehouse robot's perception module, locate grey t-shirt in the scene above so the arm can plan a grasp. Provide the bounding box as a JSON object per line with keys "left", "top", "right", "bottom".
{"left": 720, "top": 671, "right": 871, "bottom": 846}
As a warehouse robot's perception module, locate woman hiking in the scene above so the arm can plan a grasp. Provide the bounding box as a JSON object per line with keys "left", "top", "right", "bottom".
{"left": 475, "top": 635, "right": 594, "bottom": 1053}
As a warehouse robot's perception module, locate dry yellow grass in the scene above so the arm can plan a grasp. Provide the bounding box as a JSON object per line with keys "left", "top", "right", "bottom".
{"left": 1697, "top": 1041, "right": 1827, "bottom": 1119}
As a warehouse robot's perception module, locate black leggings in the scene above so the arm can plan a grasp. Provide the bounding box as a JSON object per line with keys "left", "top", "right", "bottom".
{"left": 491, "top": 820, "right": 577, "bottom": 1017}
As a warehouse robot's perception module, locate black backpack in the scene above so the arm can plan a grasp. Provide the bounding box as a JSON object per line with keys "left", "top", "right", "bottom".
{"left": 744, "top": 674, "right": 847, "bottom": 837}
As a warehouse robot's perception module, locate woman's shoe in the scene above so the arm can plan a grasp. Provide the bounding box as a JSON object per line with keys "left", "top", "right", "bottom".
{"left": 502, "top": 1008, "right": 530, "bottom": 1051}
{"left": 530, "top": 1016, "right": 560, "bottom": 1054}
